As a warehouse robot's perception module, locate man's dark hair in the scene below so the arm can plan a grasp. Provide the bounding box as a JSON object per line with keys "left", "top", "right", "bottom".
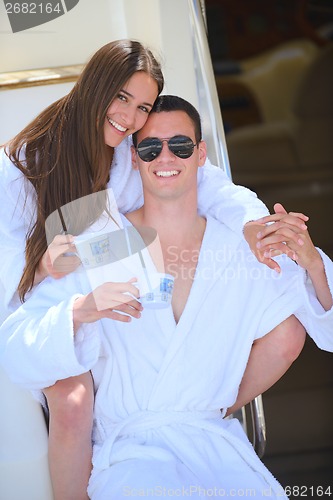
{"left": 132, "top": 94, "right": 202, "bottom": 147}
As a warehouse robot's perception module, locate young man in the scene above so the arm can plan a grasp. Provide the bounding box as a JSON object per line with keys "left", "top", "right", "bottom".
{"left": 1, "top": 96, "right": 332, "bottom": 499}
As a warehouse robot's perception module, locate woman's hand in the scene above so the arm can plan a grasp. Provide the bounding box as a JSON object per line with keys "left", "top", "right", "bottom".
{"left": 73, "top": 278, "right": 143, "bottom": 330}
{"left": 255, "top": 203, "right": 322, "bottom": 271}
{"left": 255, "top": 203, "right": 332, "bottom": 310}
{"left": 245, "top": 203, "right": 312, "bottom": 273}
{"left": 243, "top": 220, "right": 280, "bottom": 272}
{"left": 35, "top": 234, "right": 81, "bottom": 283}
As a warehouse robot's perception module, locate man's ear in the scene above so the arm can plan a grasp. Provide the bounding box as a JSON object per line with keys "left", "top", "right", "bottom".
{"left": 131, "top": 145, "right": 139, "bottom": 170}
{"left": 198, "top": 140, "right": 207, "bottom": 167}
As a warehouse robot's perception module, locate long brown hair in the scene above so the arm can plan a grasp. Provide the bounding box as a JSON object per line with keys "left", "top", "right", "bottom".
{"left": 6, "top": 39, "right": 164, "bottom": 301}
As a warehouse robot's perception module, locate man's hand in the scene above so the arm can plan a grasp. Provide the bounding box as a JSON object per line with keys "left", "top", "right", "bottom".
{"left": 73, "top": 278, "right": 143, "bottom": 331}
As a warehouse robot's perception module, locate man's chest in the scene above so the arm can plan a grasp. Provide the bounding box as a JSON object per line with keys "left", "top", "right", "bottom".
{"left": 164, "top": 248, "right": 200, "bottom": 323}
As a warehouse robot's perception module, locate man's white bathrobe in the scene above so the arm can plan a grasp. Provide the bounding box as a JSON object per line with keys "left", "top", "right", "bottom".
{"left": 1, "top": 216, "right": 333, "bottom": 499}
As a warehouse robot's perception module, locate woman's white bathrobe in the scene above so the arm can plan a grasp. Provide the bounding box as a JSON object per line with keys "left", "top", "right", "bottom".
{"left": 0, "top": 138, "right": 268, "bottom": 312}
{"left": 1, "top": 215, "right": 333, "bottom": 499}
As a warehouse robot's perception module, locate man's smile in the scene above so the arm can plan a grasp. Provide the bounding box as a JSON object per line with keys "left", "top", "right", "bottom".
{"left": 154, "top": 170, "right": 180, "bottom": 178}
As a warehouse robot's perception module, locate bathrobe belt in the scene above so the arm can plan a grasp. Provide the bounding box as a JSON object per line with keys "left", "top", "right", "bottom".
{"left": 91, "top": 408, "right": 285, "bottom": 496}
{"left": 93, "top": 409, "right": 224, "bottom": 466}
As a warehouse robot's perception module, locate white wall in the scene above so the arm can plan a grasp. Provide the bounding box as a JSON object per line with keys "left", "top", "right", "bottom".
{"left": 0, "top": 0, "right": 196, "bottom": 143}
{"left": 0, "top": 82, "right": 75, "bottom": 144}
{"left": 0, "top": 0, "right": 119, "bottom": 72}
{"left": 0, "top": 0, "right": 195, "bottom": 98}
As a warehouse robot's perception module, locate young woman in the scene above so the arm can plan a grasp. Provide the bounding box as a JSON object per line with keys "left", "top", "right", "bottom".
{"left": 0, "top": 39, "right": 285, "bottom": 499}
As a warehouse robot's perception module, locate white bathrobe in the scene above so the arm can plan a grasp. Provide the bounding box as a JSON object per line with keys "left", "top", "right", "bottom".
{"left": 0, "top": 138, "right": 268, "bottom": 312}
{"left": 1, "top": 215, "right": 333, "bottom": 499}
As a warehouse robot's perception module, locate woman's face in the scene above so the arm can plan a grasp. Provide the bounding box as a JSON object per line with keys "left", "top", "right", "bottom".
{"left": 104, "top": 71, "right": 159, "bottom": 148}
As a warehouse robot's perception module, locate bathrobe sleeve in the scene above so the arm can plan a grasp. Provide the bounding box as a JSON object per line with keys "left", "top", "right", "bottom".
{"left": 0, "top": 274, "right": 101, "bottom": 390}
{"left": 294, "top": 248, "right": 333, "bottom": 351}
{"left": 0, "top": 148, "right": 35, "bottom": 310}
{"left": 196, "top": 157, "right": 269, "bottom": 234}
{"left": 109, "top": 137, "right": 269, "bottom": 234}
{"left": 256, "top": 249, "right": 333, "bottom": 351}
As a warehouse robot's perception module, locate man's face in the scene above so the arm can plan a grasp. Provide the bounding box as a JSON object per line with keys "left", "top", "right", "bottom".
{"left": 131, "top": 110, "right": 207, "bottom": 201}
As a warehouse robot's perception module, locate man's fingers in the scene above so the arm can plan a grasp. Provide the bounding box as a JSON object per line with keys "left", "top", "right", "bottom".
{"left": 116, "top": 302, "right": 143, "bottom": 316}
{"left": 92, "top": 282, "right": 143, "bottom": 313}
{"left": 104, "top": 310, "right": 133, "bottom": 323}
{"left": 103, "top": 303, "right": 142, "bottom": 322}
{"left": 103, "top": 281, "right": 140, "bottom": 298}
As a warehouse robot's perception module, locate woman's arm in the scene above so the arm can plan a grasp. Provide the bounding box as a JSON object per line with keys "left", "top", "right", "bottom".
{"left": 256, "top": 203, "right": 333, "bottom": 311}
{"left": 197, "top": 158, "right": 269, "bottom": 233}
{"left": 256, "top": 207, "right": 333, "bottom": 351}
{"left": 196, "top": 158, "right": 282, "bottom": 268}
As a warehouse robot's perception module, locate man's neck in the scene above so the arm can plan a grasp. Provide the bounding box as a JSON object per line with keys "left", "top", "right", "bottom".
{"left": 128, "top": 192, "right": 202, "bottom": 241}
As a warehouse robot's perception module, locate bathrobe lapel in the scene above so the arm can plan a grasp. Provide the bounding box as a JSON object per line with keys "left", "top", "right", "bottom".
{"left": 148, "top": 217, "right": 242, "bottom": 402}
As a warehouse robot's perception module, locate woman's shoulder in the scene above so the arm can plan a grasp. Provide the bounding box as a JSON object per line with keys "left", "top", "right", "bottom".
{"left": 0, "top": 146, "right": 33, "bottom": 207}
{"left": 0, "top": 146, "right": 25, "bottom": 182}
{"left": 113, "top": 136, "right": 132, "bottom": 162}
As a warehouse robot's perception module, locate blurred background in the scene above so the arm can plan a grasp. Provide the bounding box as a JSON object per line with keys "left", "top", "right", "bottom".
{"left": 205, "top": 0, "right": 333, "bottom": 493}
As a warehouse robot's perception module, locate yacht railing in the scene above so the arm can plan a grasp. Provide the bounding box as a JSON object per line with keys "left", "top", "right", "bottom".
{"left": 188, "top": 0, "right": 231, "bottom": 176}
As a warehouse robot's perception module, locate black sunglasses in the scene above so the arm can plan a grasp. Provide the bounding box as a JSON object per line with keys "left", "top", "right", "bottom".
{"left": 136, "top": 135, "right": 199, "bottom": 162}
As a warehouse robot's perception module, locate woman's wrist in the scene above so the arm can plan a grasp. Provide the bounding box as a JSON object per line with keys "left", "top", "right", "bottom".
{"left": 33, "top": 259, "right": 48, "bottom": 285}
